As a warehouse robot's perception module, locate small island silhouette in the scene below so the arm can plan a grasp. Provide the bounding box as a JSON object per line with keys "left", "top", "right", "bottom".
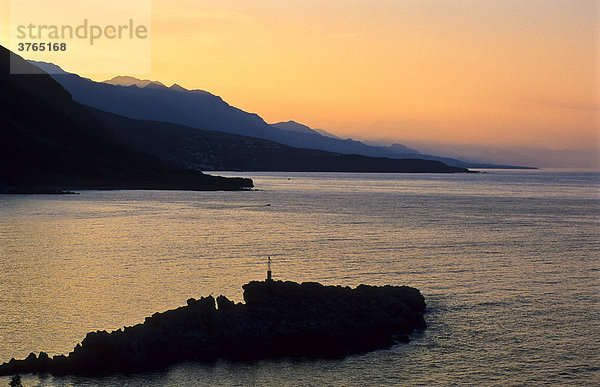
{"left": 0, "top": 276, "right": 426, "bottom": 376}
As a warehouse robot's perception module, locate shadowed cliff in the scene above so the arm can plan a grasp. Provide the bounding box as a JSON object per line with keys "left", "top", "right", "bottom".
{"left": 0, "top": 280, "right": 426, "bottom": 376}
{"left": 0, "top": 46, "right": 253, "bottom": 193}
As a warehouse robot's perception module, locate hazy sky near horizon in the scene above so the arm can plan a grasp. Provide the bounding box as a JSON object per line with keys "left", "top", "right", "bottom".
{"left": 1, "top": 0, "right": 598, "bottom": 150}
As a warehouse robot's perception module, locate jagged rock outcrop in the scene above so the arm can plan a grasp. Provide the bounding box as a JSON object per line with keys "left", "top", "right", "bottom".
{"left": 0, "top": 280, "right": 426, "bottom": 376}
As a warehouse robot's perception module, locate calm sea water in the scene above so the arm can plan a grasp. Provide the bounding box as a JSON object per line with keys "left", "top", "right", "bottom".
{"left": 0, "top": 170, "right": 598, "bottom": 386}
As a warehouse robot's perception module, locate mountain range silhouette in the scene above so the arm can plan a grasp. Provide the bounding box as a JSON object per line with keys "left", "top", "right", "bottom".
{"left": 1, "top": 46, "right": 481, "bottom": 193}
{"left": 30, "top": 60, "right": 526, "bottom": 169}
{"left": 0, "top": 46, "right": 252, "bottom": 193}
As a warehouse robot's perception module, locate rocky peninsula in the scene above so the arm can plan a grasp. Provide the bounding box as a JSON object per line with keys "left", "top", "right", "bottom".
{"left": 0, "top": 280, "right": 426, "bottom": 376}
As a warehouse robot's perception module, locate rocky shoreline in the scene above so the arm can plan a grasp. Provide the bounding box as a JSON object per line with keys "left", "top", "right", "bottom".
{"left": 0, "top": 280, "right": 426, "bottom": 376}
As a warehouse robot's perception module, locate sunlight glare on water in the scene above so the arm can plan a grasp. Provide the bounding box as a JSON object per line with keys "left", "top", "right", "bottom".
{"left": 0, "top": 170, "right": 598, "bottom": 385}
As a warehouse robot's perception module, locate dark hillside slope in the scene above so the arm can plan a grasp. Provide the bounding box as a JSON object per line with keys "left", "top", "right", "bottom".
{"left": 0, "top": 47, "right": 252, "bottom": 192}
{"left": 91, "top": 108, "right": 471, "bottom": 173}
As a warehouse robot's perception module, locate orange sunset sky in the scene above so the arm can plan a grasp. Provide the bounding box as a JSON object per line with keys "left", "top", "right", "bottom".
{"left": 1, "top": 0, "right": 598, "bottom": 152}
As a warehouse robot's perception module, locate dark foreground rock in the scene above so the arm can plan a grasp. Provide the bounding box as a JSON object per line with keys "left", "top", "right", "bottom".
{"left": 0, "top": 280, "right": 426, "bottom": 376}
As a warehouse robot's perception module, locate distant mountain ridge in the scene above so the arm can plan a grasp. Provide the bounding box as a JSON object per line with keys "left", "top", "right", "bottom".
{"left": 89, "top": 107, "right": 470, "bottom": 173}
{"left": 28, "top": 62, "right": 529, "bottom": 169}
{"left": 270, "top": 120, "right": 342, "bottom": 141}
{"left": 272, "top": 120, "right": 322, "bottom": 136}
{"left": 272, "top": 121, "right": 418, "bottom": 154}
{"left": 104, "top": 75, "right": 167, "bottom": 89}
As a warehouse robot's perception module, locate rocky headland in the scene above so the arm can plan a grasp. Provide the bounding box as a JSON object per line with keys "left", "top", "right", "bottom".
{"left": 0, "top": 280, "right": 426, "bottom": 376}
